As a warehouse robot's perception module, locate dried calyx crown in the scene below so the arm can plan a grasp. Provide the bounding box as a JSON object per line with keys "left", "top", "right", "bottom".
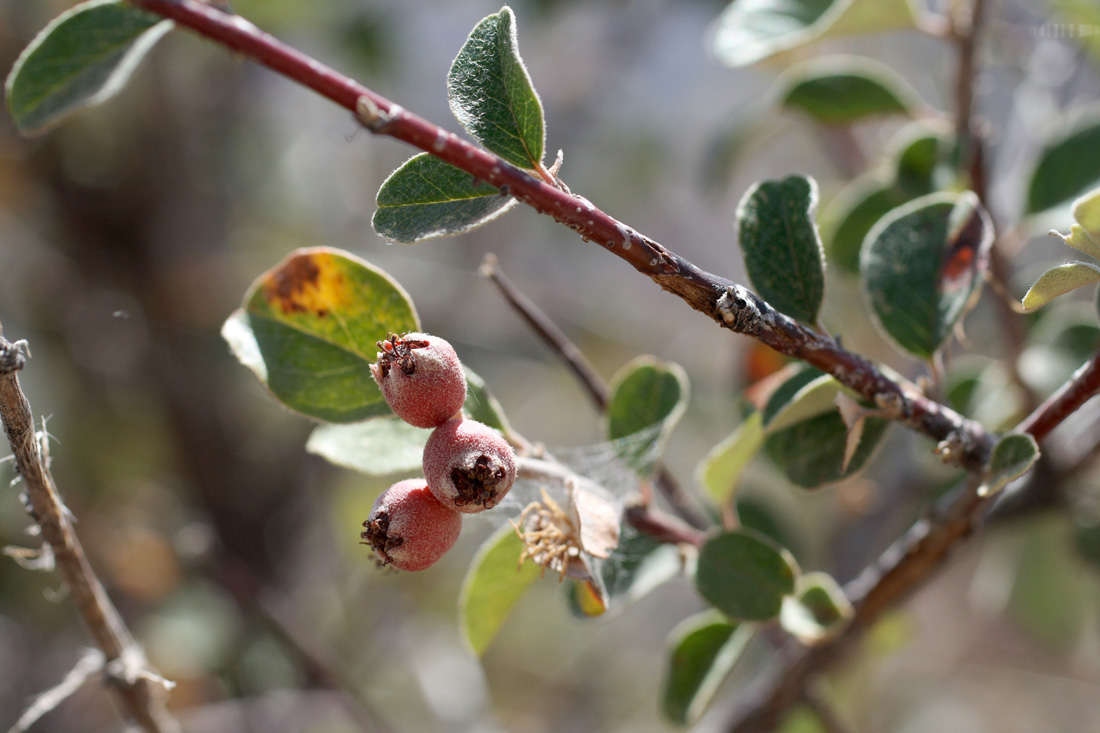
{"left": 375, "top": 333, "right": 429, "bottom": 379}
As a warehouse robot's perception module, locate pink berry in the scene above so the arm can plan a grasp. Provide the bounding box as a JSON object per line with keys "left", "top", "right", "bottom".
{"left": 370, "top": 332, "right": 467, "bottom": 429}
{"left": 361, "top": 478, "right": 462, "bottom": 571}
{"left": 423, "top": 418, "right": 517, "bottom": 513}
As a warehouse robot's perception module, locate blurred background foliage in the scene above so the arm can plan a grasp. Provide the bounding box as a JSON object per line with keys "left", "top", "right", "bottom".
{"left": 0, "top": 0, "right": 1099, "bottom": 731}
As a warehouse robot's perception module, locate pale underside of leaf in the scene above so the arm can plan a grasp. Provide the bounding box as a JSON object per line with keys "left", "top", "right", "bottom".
{"left": 6, "top": 0, "right": 172, "bottom": 135}
{"left": 1022, "top": 262, "right": 1100, "bottom": 311}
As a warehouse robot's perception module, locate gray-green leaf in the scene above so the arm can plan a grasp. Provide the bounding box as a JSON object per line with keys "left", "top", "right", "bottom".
{"left": 694, "top": 530, "right": 799, "bottom": 621}
{"left": 5, "top": 0, "right": 172, "bottom": 135}
{"left": 737, "top": 175, "right": 826, "bottom": 325}
{"left": 1026, "top": 110, "right": 1100, "bottom": 215}
{"left": 778, "top": 56, "right": 915, "bottom": 124}
{"left": 978, "top": 433, "right": 1039, "bottom": 498}
{"left": 306, "top": 417, "right": 430, "bottom": 476}
{"left": 662, "top": 610, "right": 752, "bottom": 726}
{"left": 861, "top": 192, "right": 993, "bottom": 359}
{"left": 765, "top": 409, "right": 888, "bottom": 488}
{"left": 373, "top": 153, "right": 517, "bottom": 243}
{"left": 459, "top": 523, "right": 541, "bottom": 656}
{"left": 448, "top": 6, "right": 544, "bottom": 169}
{"left": 711, "top": 0, "right": 919, "bottom": 68}
{"left": 1022, "top": 262, "right": 1100, "bottom": 312}
{"left": 604, "top": 357, "right": 689, "bottom": 476}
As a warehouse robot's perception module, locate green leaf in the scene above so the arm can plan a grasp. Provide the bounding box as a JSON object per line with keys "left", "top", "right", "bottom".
{"left": 762, "top": 369, "right": 842, "bottom": 432}
{"left": 824, "top": 182, "right": 902, "bottom": 274}
{"left": 861, "top": 192, "right": 993, "bottom": 359}
{"left": 462, "top": 366, "right": 513, "bottom": 434}
{"left": 765, "top": 409, "right": 888, "bottom": 489}
{"left": 737, "top": 175, "right": 826, "bottom": 325}
{"left": 695, "top": 412, "right": 765, "bottom": 505}
{"left": 459, "top": 522, "right": 542, "bottom": 656}
{"left": 661, "top": 610, "right": 752, "bottom": 726}
{"left": 604, "top": 357, "right": 689, "bottom": 475}
{"left": 222, "top": 248, "right": 419, "bottom": 423}
{"left": 779, "top": 572, "right": 853, "bottom": 644}
{"left": 892, "top": 123, "right": 950, "bottom": 197}
{"left": 373, "top": 153, "right": 517, "bottom": 243}
{"left": 1021, "top": 262, "right": 1100, "bottom": 312}
{"left": 695, "top": 530, "right": 799, "bottom": 621}
{"left": 306, "top": 417, "right": 429, "bottom": 476}
{"left": 1026, "top": 110, "right": 1100, "bottom": 215}
{"left": 5, "top": 0, "right": 172, "bottom": 135}
{"left": 447, "top": 6, "right": 544, "bottom": 169}
{"left": 1049, "top": 187, "right": 1100, "bottom": 260}
{"left": 778, "top": 56, "right": 915, "bottom": 124}
{"left": 978, "top": 433, "right": 1040, "bottom": 498}
{"left": 711, "top": 0, "right": 919, "bottom": 68}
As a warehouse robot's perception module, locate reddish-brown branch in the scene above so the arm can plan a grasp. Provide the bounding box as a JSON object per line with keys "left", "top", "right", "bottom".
{"left": 129, "top": 0, "right": 995, "bottom": 472}
{"left": 1017, "top": 351, "right": 1100, "bottom": 442}
{"left": 0, "top": 334, "right": 177, "bottom": 733}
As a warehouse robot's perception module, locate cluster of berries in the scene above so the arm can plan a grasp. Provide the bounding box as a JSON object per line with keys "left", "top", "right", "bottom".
{"left": 361, "top": 333, "right": 517, "bottom": 571}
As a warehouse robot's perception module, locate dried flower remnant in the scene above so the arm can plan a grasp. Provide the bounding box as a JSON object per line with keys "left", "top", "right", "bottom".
{"left": 512, "top": 480, "right": 620, "bottom": 581}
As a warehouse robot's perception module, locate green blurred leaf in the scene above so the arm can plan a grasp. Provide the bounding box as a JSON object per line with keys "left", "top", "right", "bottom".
{"left": 695, "top": 530, "right": 799, "bottom": 621}
{"left": 823, "top": 182, "right": 902, "bottom": 274}
{"left": 306, "top": 417, "right": 429, "bottom": 475}
{"left": 604, "top": 357, "right": 689, "bottom": 475}
{"left": 373, "top": 153, "right": 517, "bottom": 243}
{"left": 1049, "top": 187, "right": 1100, "bottom": 260}
{"left": 978, "top": 433, "right": 1040, "bottom": 498}
{"left": 892, "top": 124, "right": 950, "bottom": 196}
{"left": 459, "top": 523, "right": 541, "bottom": 656}
{"left": 779, "top": 572, "right": 853, "bottom": 644}
{"left": 695, "top": 412, "right": 765, "bottom": 505}
{"left": 711, "top": 0, "right": 919, "bottom": 68}
{"left": 762, "top": 370, "right": 843, "bottom": 432}
{"left": 765, "top": 410, "right": 888, "bottom": 489}
{"left": 778, "top": 56, "right": 915, "bottom": 124}
{"left": 662, "top": 610, "right": 752, "bottom": 726}
{"left": 462, "top": 366, "right": 513, "bottom": 434}
{"left": 222, "top": 248, "right": 419, "bottom": 423}
{"left": 1021, "top": 262, "right": 1100, "bottom": 312}
{"left": 737, "top": 175, "right": 826, "bottom": 325}
{"left": 448, "top": 6, "right": 544, "bottom": 169}
{"left": 861, "top": 192, "right": 993, "bottom": 359}
{"left": 1026, "top": 111, "right": 1100, "bottom": 215}
{"left": 5, "top": 0, "right": 172, "bottom": 135}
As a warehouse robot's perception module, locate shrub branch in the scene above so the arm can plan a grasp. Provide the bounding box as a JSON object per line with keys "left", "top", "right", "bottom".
{"left": 0, "top": 333, "right": 177, "bottom": 733}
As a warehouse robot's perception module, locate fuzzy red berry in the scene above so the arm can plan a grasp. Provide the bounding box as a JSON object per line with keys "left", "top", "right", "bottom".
{"left": 423, "top": 418, "right": 517, "bottom": 513}
{"left": 361, "top": 478, "right": 462, "bottom": 571}
{"left": 370, "top": 332, "right": 467, "bottom": 429}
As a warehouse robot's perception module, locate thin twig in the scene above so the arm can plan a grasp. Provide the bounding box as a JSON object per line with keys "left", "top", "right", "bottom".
{"left": 128, "top": 0, "right": 995, "bottom": 472}
{"left": 0, "top": 333, "right": 177, "bottom": 733}
{"left": 480, "top": 253, "right": 709, "bottom": 529}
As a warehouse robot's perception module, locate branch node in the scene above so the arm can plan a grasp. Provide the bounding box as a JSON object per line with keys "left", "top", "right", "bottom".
{"left": 355, "top": 96, "right": 402, "bottom": 132}
{"left": 935, "top": 428, "right": 980, "bottom": 467}
{"left": 716, "top": 285, "right": 763, "bottom": 334}
{"left": 4, "top": 543, "right": 55, "bottom": 572}
{"left": 0, "top": 339, "right": 30, "bottom": 374}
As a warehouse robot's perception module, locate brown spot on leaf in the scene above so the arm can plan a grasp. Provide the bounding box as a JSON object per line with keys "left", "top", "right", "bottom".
{"left": 265, "top": 254, "right": 322, "bottom": 314}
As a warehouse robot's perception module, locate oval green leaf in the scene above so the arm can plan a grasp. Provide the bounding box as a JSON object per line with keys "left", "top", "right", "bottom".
{"left": 222, "top": 248, "right": 419, "bottom": 423}
{"left": 306, "top": 417, "right": 430, "bottom": 476}
{"left": 695, "top": 412, "right": 765, "bottom": 505}
{"left": 604, "top": 356, "right": 689, "bottom": 475}
{"left": 978, "top": 433, "right": 1040, "bottom": 498}
{"left": 779, "top": 572, "right": 853, "bottom": 644}
{"left": 448, "top": 6, "right": 544, "bottom": 169}
{"left": 459, "top": 522, "right": 542, "bottom": 656}
{"left": 1026, "top": 110, "right": 1100, "bottom": 215}
{"left": 373, "top": 153, "right": 517, "bottom": 243}
{"left": 861, "top": 192, "right": 993, "bottom": 359}
{"left": 695, "top": 530, "right": 799, "bottom": 621}
{"left": 737, "top": 175, "right": 826, "bottom": 325}
{"left": 765, "top": 409, "right": 889, "bottom": 488}
{"left": 662, "top": 610, "right": 752, "bottom": 726}
{"left": 778, "top": 56, "right": 915, "bottom": 124}
{"left": 5, "top": 0, "right": 172, "bottom": 135}
{"left": 824, "top": 181, "right": 904, "bottom": 274}
{"left": 711, "top": 0, "right": 919, "bottom": 68}
{"left": 1022, "top": 262, "right": 1100, "bottom": 312}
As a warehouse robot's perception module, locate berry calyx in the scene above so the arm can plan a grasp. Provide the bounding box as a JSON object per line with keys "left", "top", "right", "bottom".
{"left": 423, "top": 418, "right": 517, "bottom": 513}
{"left": 370, "top": 332, "right": 467, "bottom": 429}
{"left": 361, "top": 478, "right": 462, "bottom": 571}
